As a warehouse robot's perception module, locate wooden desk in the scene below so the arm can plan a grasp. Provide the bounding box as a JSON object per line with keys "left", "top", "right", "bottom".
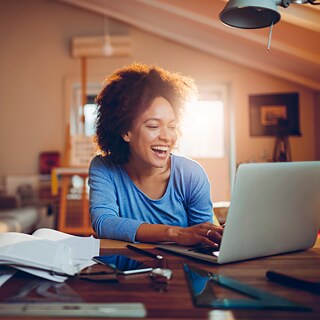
{"left": 1, "top": 238, "right": 320, "bottom": 319}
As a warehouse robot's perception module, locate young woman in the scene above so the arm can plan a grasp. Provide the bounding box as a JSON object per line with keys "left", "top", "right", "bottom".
{"left": 89, "top": 63, "right": 223, "bottom": 247}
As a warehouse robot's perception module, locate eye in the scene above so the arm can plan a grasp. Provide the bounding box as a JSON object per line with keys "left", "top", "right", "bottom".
{"left": 168, "top": 123, "right": 177, "bottom": 130}
{"left": 146, "top": 125, "right": 158, "bottom": 129}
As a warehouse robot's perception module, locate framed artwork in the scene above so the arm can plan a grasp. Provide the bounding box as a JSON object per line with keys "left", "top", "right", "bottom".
{"left": 249, "top": 92, "right": 301, "bottom": 136}
{"left": 70, "top": 135, "right": 96, "bottom": 167}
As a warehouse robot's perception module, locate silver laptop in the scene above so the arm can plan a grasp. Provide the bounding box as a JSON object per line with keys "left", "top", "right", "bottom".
{"left": 157, "top": 161, "right": 320, "bottom": 264}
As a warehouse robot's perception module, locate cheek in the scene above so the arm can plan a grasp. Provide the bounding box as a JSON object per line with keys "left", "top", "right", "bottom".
{"left": 172, "top": 131, "right": 178, "bottom": 143}
{"left": 143, "top": 130, "right": 160, "bottom": 142}
{"left": 134, "top": 132, "right": 156, "bottom": 148}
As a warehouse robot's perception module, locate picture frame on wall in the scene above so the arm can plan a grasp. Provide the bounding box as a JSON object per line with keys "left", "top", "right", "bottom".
{"left": 249, "top": 92, "right": 301, "bottom": 137}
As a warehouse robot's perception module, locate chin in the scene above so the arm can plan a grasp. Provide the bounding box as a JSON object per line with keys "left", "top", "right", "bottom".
{"left": 151, "top": 157, "right": 169, "bottom": 168}
{"left": 146, "top": 150, "right": 172, "bottom": 168}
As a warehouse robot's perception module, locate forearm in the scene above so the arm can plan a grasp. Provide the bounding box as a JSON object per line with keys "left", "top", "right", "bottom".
{"left": 135, "top": 223, "right": 182, "bottom": 243}
{"left": 92, "top": 214, "right": 143, "bottom": 242}
{"left": 135, "top": 222, "right": 223, "bottom": 247}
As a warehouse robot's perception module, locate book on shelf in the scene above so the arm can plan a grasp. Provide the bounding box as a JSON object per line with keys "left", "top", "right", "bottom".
{"left": 0, "top": 228, "right": 100, "bottom": 282}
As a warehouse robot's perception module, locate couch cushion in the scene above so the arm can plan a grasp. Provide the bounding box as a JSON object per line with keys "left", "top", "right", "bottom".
{"left": 0, "top": 207, "right": 38, "bottom": 233}
{"left": 0, "top": 194, "right": 20, "bottom": 209}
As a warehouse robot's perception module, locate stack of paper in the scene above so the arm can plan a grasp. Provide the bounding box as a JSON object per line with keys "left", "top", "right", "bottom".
{"left": 0, "top": 228, "right": 100, "bottom": 283}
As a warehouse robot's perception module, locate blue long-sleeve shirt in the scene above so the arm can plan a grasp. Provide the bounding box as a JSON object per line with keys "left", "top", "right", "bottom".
{"left": 88, "top": 154, "right": 213, "bottom": 242}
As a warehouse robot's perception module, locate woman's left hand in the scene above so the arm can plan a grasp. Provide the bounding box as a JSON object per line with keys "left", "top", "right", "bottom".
{"left": 168, "top": 222, "right": 224, "bottom": 247}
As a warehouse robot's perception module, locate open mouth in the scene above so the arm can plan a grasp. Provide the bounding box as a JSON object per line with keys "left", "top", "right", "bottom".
{"left": 151, "top": 146, "right": 169, "bottom": 157}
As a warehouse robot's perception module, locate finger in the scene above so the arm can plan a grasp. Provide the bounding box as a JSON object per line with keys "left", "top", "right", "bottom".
{"left": 205, "top": 226, "right": 223, "bottom": 238}
{"left": 213, "top": 232, "right": 222, "bottom": 244}
{"left": 212, "top": 225, "right": 224, "bottom": 231}
{"left": 200, "top": 222, "right": 214, "bottom": 229}
{"left": 207, "top": 230, "right": 222, "bottom": 245}
{"left": 191, "top": 233, "right": 218, "bottom": 247}
{"left": 200, "top": 235, "right": 219, "bottom": 247}
{"left": 212, "top": 226, "right": 224, "bottom": 236}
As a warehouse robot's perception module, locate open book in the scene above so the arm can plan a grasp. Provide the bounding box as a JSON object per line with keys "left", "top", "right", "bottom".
{"left": 0, "top": 228, "right": 100, "bottom": 282}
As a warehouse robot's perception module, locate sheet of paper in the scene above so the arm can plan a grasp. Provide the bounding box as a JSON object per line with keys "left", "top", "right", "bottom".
{"left": 0, "top": 229, "right": 100, "bottom": 282}
{"left": 0, "top": 233, "right": 75, "bottom": 274}
{"left": 32, "top": 228, "right": 100, "bottom": 261}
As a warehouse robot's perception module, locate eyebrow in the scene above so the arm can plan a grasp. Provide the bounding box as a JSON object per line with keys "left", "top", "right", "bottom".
{"left": 144, "top": 118, "right": 177, "bottom": 123}
{"left": 144, "top": 118, "right": 160, "bottom": 122}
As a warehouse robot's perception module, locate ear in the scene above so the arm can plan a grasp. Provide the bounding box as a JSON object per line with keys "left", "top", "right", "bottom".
{"left": 122, "top": 132, "right": 130, "bottom": 143}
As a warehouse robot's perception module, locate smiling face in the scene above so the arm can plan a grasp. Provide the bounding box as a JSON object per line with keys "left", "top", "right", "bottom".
{"left": 122, "top": 96, "right": 178, "bottom": 170}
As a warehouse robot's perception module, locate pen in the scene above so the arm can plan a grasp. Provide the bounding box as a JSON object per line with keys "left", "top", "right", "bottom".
{"left": 266, "top": 270, "right": 320, "bottom": 295}
{"left": 127, "top": 244, "right": 163, "bottom": 260}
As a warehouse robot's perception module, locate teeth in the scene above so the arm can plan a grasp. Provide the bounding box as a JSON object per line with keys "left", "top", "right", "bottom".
{"left": 152, "top": 146, "right": 169, "bottom": 151}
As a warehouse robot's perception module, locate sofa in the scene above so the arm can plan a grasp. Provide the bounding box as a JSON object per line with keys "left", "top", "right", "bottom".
{"left": 0, "top": 207, "right": 39, "bottom": 233}
{"left": 0, "top": 186, "right": 55, "bottom": 233}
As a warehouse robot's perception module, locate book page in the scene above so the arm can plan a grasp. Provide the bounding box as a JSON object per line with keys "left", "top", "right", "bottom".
{"left": 0, "top": 233, "right": 75, "bottom": 275}
{"left": 0, "top": 229, "right": 100, "bottom": 282}
{"left": 32, "top": 228, "right": 100, "bottom": 261}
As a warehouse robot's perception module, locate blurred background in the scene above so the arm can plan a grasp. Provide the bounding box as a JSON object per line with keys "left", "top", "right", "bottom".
{"left": 0, "top": 0, "right": 319, "bottom": 233}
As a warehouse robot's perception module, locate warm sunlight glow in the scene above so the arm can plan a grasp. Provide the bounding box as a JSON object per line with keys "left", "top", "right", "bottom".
{"left": 176, "top": 100, "right": 224, "bottom": 158}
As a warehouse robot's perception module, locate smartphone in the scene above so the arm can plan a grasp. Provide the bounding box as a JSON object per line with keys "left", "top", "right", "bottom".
{"left": 92, "top": 254, "right": 153, "bottom": 275}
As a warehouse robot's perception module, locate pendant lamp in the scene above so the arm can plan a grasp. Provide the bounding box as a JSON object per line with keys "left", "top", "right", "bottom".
{"left": 102, "top": 15, "right": 114, "bottom": 56}
{"left": 219, "top": 0, "right": 320, "bottom": 29}
{"left": 219, "top": 0, "right": 286, "bottom": 29}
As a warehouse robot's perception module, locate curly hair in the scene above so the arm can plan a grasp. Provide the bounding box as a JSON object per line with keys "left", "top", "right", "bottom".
{"left": 95, "top": 62, "right": 197, "bottom": 164}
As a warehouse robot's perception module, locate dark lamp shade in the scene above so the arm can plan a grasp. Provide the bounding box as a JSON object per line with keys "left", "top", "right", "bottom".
{"left": 219, "top": 0, "right": 281, "bottom": 29}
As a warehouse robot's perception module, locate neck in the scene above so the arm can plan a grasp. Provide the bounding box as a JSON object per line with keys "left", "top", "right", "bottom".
{"left": 124, "top": 157, "right": 171, "bottom": 182}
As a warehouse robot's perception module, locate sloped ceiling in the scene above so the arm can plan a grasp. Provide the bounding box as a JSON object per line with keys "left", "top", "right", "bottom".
{"left": 56, "top": 0, "right": 320, "bottom": 91}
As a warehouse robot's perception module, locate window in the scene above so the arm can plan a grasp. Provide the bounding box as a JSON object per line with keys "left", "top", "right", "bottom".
{"left": 69, "top": 84, "right": 100, "bottom": 136}
{"left": 83, "top": 99, "right": 97, "bottom": 136}
{"left": 69, "top": 88, "right": 99, "bottom": 167}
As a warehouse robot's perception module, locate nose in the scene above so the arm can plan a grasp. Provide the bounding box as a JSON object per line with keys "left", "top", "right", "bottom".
{"left": 158, "top": 127, "right": 172, "bottom": 141}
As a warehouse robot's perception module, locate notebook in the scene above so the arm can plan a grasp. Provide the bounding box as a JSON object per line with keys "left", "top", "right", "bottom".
{"left": 157, "top": 161, "right": 320, "bottom": 264}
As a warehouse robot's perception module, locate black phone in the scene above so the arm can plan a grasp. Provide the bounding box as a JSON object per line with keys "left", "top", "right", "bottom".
{"left": 92, "top": 254, "right": 153, "bottom": 275}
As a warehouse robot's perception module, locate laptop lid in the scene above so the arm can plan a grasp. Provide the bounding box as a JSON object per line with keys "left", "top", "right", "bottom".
{"left": 157, "top": 161, "right": 320, "bottom": 264}
{"left": 217, "top": 161, "right": 320, "bottom": 263}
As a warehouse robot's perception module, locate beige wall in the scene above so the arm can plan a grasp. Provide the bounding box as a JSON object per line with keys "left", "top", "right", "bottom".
{"left": 0, "top": 0, "right": 317, "bottom": 190}
{"left": 315, "top": 92, "right": 320, "bottom": 161}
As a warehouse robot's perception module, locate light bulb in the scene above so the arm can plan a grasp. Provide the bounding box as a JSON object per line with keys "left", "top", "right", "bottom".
{"left": 102, "top": 35, "right": 113, "bottom": 56}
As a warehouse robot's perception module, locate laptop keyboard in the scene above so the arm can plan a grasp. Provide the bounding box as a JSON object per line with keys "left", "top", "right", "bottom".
{"left": 187, "top": 246, "right": 220, "bottom": 256}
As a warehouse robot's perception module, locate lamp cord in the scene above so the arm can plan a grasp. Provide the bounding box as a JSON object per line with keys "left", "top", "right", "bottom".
{"left": 267, "top": 22, "right": 274, "bottom": 52}
{"left": 104, "top": 15, "right": 110, "bottom": 39}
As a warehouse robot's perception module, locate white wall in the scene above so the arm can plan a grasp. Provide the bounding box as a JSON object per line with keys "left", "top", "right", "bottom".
{"left": 0, "top": 0, "right": 317, "bottom": 191}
